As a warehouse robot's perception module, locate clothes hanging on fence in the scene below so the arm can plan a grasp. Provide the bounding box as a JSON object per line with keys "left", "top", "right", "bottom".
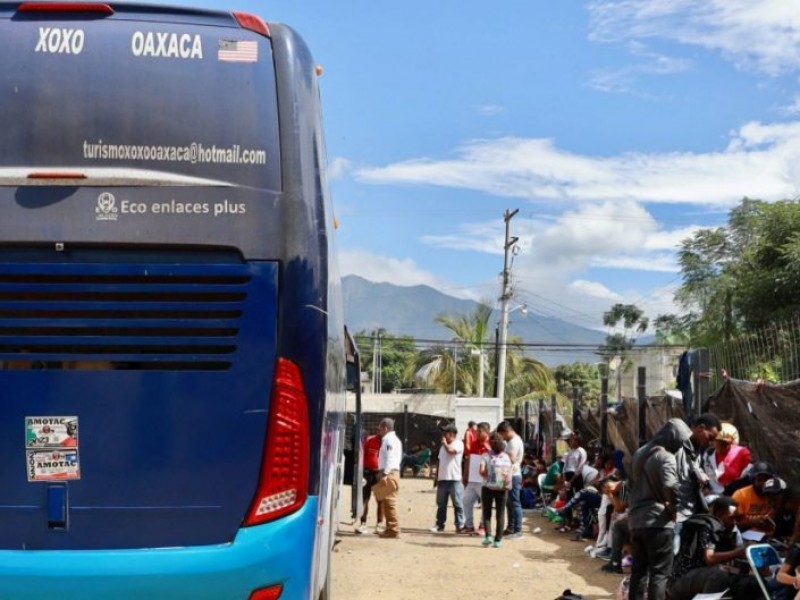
{"left": 676, "top": 351, "right": 693, "bottom": 417}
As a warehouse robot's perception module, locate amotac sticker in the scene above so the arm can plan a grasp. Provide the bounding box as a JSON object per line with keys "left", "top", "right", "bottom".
{"left": 25, "top": 416, "right": 80, "bottom": 482}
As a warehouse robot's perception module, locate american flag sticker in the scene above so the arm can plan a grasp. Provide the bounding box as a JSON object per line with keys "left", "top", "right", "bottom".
{"left": 218, "top": 40, "right": 258, "bottom": 63}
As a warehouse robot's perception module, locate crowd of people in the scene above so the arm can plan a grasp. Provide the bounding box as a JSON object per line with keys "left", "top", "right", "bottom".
{"left": 355, "top": 414, "right": 800, "bottom": 600}
{"left": 355, "top": 418, "right": 527, "bottom": 548}
{"left": 539, "top": 417, "right": 800, "bottom": 600}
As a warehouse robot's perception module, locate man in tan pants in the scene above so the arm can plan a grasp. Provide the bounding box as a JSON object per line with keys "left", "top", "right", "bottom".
{"left": 374, "top": 417, "right": 402, "bottom": 538}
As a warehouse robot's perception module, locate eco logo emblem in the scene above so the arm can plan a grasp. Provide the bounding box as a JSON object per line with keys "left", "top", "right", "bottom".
{"left": 96, "top": 192, "right": 118, "bottom": 221}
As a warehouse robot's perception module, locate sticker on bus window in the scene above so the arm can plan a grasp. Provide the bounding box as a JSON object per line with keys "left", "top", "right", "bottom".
{"left": 26, "top": 449, "right": 80, "bottom": 482}
{"left": 25, "top": 416, "right": 79, "bottom": 448}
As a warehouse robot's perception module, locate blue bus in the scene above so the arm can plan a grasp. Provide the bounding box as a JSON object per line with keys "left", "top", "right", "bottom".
{"left": 0, "top": 2, "right": 345, "bottom": 599}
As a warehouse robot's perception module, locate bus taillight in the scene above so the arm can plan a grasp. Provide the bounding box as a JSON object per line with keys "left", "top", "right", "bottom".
{"left": 18, "top": 3, "right": 114, "bottom": 13}
{"left": 233, "top": 11, "right": 270, "bottom": 37}
{"left": 244, "top": 357, "right": 309, "bottom": 526}
{"left": 27, "top": 171, "right": 86, "bottom": 180}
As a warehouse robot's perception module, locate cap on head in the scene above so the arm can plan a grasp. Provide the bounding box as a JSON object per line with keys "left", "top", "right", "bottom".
{"left": 751, "top": 461, "right": 774, "bottom": 478}
{"left": 441, "top": 423, "right": 458, "bottom": 435}
{"left": 763, "top": 477, "right": 788, "bottom": 495}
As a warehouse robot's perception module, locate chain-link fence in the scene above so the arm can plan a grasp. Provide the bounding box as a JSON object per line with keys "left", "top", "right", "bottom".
{"left": 708, "top": 316, "right": 800, "bottom": 388}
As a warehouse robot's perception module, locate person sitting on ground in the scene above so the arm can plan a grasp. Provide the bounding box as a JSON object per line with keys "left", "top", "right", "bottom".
{"left": 762, "top": 477, "right": 798, "bottom": 543}
{"left": 733, "top": 460, "right": 777, "bottom": 536}
{"left": 400, "top": 444, "right": 430, "bottom": 477}
{"left": 600, "top": 476, "right": 631, "bottom": 573}
{"left": 562, "top": 432, "right": 588, "bottom": 494}
{"left": 769, "top": 538, "right": 800, "bottom": 600}
{"left": 703, "top": 422, "right": 752, "bottom": 496}
{"left": 667, "top": 496, "right": 758, "bottom": 600}
{"left": 543, "top": 456, "right": 563, "bottom": 493}
{"left": 592, "top": 452, "right": 622, "bottom": 555}
{"left": 555, "top": 476, "right": 605, "bottom": 542}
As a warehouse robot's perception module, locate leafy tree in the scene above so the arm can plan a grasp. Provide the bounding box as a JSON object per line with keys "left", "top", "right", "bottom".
{"left": 553, "top": 362, "right": 602, "bottom": 406}
{"left": 660, "top": 198, "right": 800, "bottom": 347}
{"left": 599, "top": 303, "right": 649, "bottom": 401}
{"left": 356, "top": 330, "right": 416, "bottom": 393}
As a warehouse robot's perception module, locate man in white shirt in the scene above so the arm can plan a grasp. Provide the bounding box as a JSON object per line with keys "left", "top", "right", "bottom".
{"left": 376, "top": 418, "right": 402, "bottom": 538}
{"left": 430, "top": 424, "right": 465, "bottom": 533}
{"left": 497, "top": 421, "right": 524, "bottom": 539}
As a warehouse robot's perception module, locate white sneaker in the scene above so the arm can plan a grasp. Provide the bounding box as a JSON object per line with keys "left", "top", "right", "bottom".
{"left": 376, "top": 522, "right": 386, "bottom": 533}
{"left": 429, "top": 526, "right": 444, "bottom": 533}
{"left": 355, "top": 524, "right": 368, "bottom": 534}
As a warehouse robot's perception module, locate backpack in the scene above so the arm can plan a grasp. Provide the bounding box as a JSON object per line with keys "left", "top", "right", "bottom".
{"left": 521, "top": 486, "right": 537, "bottom": 509}
{"left": 485, "top": 452, "right": 512, "bottom": 490}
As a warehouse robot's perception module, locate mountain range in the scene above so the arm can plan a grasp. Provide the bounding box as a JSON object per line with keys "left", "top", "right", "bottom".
{"left": 342, "top": 275, "right": 608, "bottom": 366}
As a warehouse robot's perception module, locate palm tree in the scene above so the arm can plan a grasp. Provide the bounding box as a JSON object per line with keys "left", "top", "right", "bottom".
{"left": 504, "top": 347, "right": 556, "bottom": 412}
{"left": 408, "top": 303, "right": 492, "bottom": 395}
{"left": 409, "top": 303, "right": 555, "bottom": 405}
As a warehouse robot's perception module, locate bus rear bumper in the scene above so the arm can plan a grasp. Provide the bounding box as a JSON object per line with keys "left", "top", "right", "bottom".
{"left": 0, "top": 498, "right": 319, "bottom": 600}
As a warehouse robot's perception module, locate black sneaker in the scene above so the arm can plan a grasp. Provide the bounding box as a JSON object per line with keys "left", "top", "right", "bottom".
{"left": 601, "top": 562, "right": 623, "bottom": 574}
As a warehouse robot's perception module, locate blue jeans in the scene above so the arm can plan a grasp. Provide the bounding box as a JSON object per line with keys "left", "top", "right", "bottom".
{"left": 435, "top": 480, "right": 465, "bottom": 529}
{"left": 565, "top": 488, "right": 601, "bottom": 538}
{"left": 505, "top": 474, "right": 523, "bottom": 533}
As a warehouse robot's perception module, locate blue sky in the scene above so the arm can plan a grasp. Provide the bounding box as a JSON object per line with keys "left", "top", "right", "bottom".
{"left": 174, "top": 0, "right": 800, "bottom": 332}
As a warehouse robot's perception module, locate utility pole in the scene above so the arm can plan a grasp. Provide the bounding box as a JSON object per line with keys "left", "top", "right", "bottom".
{"left": 372, "top": 329, "right": 382, "bottom": 394}
{"left": 496, "top": 208, "right": 519, "bottom": 406}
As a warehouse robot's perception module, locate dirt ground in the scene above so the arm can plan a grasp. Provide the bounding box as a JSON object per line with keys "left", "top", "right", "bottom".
{"left": 331, "top": 477, "right": 625, "bottom": 600}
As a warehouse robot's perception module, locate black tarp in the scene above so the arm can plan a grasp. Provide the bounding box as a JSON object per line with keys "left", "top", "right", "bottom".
{"left": 706, "top": 377, "right": 800, "bottom": 482}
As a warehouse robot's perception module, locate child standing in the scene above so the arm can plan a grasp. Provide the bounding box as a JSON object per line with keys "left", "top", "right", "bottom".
{"left": 479, "top": 432, "right": 512, "bottom": 548}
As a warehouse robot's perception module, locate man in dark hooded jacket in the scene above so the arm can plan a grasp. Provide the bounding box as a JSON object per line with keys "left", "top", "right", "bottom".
{"left": 627, "top": 419, "right": 691, "bottom": 600}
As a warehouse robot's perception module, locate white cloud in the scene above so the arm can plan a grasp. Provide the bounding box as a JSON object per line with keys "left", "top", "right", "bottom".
{"left": 355, "top": 120, "right": 800, "bottom": 206}
{"left": 569, "top": 279, "right": 624, "bottom": 301}
{"left": 421, "top": 201, "right": 692, "bottom": 276}
{"left": 778, "top": 95, "right": 800, "bottom": 116}
{"left": 588, "top": 42, "right": 692, "bottom": 94}
{"left": 328, "top": 157, "right": 351, "bottom": 180}
{"left": 475, "top": 104, "right": 505, "bottom": 116}
{"left": 592, "top": 254, "right": 678, "bottom": 272}
{"left": 587, "top": 0, "right": 800, "bottom": 76}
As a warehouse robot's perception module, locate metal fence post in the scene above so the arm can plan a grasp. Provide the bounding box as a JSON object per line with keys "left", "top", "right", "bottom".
{"left": 695, "top": 348, "right": 710, "bottom": 416}
{"left": 600, "top": 367, "right": 609, "bottom": 447}
{"left": 572, "top": 385, "right": 579, "bottom": 432}
{"left": 550, "top": 393, "right": 558, "bottom": 461}
{"left": 638, "top": 366, "right": 647, "bottom": 448}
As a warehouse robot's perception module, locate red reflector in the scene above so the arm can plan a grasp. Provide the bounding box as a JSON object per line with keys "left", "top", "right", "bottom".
{"left": 18, "top": 3, "right": 114, "bottom": 13}
{"left": 27, "top": 172, "right": 86, "bottom": 179}
{"left": 244, "top": 358, "right": 309, "bottom": 526}
{"left": 233, "top": 11, "right": 270, "bottom": 37}
{"left": 249, "top": 586, "right": 283, "bottom": 600}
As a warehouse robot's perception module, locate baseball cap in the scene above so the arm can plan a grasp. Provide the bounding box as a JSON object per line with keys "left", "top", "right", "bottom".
{"left": 440, "top": 423, "right": 458, "bottom": 434}
{"left": 763, "top": 477, "right": 788, "bottom": 495}
{"left": 751, "top": 461, "right": 774, "bottom": 478}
